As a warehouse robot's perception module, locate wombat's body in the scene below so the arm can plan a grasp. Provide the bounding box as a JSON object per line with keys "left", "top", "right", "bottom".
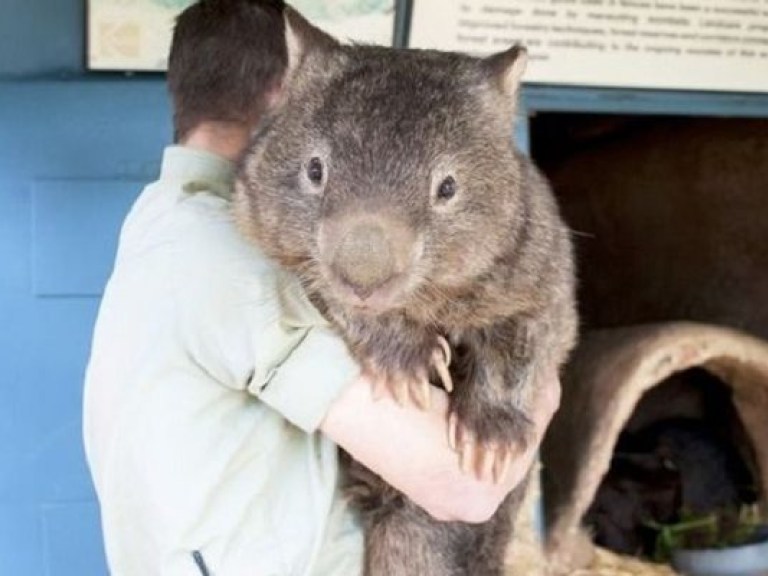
{"left": 235, "top": 8, "right": 577, "bottom": 575}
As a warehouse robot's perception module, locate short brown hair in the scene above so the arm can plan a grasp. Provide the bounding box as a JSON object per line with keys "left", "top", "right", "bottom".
{"left": 168, "top": 0, "right": 287, "bottom": 141}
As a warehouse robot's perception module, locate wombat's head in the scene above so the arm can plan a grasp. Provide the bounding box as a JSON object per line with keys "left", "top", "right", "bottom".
{"left": 235, "top": 7, "right": 528, "bottom": 319}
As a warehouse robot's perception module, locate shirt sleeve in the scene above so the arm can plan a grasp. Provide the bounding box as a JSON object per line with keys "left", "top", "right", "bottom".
{"left": 249, "top": 266, "right": 360, "bottom": 433}
{"left": 250, "top": 324, "right": 359, "bottom": 433}
{"left": 172, "top": 192, "right": 359, "bottom": 434}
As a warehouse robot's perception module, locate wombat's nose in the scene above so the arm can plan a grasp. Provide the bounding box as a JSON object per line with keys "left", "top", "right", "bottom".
{"left": 333, "top": 223, "right": 396, "bottom": 299}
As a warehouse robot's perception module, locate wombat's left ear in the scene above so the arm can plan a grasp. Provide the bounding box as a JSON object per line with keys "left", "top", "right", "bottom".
{"left": 482, "top": 45, "right": 528, "bottom": 101}
{"left": 282, "top": 6, "right": 340, "bottom": 86}
{"left": 261, "top": 6, "right": 340, "bottom": 117}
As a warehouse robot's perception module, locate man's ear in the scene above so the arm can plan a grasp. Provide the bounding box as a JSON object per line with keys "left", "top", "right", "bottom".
{"left": 481, "top": 44, "right": 528, "bottom": 109}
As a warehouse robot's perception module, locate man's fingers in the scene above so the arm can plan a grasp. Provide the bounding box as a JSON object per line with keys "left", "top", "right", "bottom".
{"left": 519, "top": 367, "right": 561, "bottom": 446}
{"left": 537, "top": 368, "right": 562, "bottom": 421}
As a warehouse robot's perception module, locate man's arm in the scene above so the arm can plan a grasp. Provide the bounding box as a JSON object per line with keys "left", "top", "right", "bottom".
{"left": 172, "top": 212, "right": 559, "bottom": 524}
{"left": 321, "top": 366, "right": 560, "bottom": 523}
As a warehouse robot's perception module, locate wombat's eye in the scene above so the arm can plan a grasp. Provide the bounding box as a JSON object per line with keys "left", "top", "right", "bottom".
{"left": 437, "top": 176, "right": 457, "bottom": 201}
{"left": 307, "top": 157, "right": 324, "bottom": 186}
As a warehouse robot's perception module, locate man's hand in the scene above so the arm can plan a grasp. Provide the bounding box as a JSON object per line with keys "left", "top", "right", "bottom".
{"left": 320, "top": 364, "right": 561, "bottom": 523}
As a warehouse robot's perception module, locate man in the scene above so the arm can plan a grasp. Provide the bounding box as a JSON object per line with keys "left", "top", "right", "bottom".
{"left": 83, "top": 0, "right": 560, "bottom": 574}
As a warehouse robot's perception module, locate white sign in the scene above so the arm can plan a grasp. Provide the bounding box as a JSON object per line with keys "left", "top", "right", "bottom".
{"left": 88, "top": 0, "right": 395, "bottom": 71}
{"left": 293, "top": 0, "right": 395, "bottom": 47}
{"left": 410, "top": 0, "right": 768, "bottom": 93}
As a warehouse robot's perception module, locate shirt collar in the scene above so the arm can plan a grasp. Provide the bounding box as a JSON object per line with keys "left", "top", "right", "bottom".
{"left": 161, "top": 146, "right": 328, "bottom": 328}
{"left": 160, "top": 145, "right": 236, "bottom": 200}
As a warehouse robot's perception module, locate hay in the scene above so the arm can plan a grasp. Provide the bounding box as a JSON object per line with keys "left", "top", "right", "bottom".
{"left": 504, "top": 470, "right": 678, "bottom": 575}
{"left": 505, "top": 463, "right": 549, "bottom": 576}
{"left": 573, "top": 547, "right": 678, "bottom": 576}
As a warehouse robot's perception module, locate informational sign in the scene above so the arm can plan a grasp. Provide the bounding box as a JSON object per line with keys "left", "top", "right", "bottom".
{"left": 87, "top": 0, "right": 396, "bottom": 71}
{"left": 410, "top": 0, "right": 768, "bottom": 93}
{"left": 292, "top": 0, "right": 396, "bottom": 47}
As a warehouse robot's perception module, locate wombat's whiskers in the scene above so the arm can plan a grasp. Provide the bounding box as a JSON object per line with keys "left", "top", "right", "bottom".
{"left": 516, "top": 214, "right": 594, "bottom": 239}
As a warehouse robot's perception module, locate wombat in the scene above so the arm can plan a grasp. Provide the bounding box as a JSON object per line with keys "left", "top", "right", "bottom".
{"left": 587, "top": 418, "right": 756, "bottom": 557}
{"left": 585, "top": 449, "right": 681, "bottom": 557}
{"left": 234, "top": 7, "right": 577, "bottom": 575}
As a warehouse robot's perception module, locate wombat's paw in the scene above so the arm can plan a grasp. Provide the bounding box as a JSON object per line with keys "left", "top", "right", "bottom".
{"left": 365, "top": 335, "right": 452, "bottom": 410}
{"left": 447, "top": 404, "right": 534, "bottom": 484}
{"left": 368, "top": 362, "right": 432, "bottom": 409}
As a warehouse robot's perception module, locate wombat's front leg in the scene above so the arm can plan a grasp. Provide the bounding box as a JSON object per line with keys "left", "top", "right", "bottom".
{"left": 448, "top": 320, "right": 542, "bottom": 483}
{"left": 344, "top": 316, "right": 453, "bottom": 409}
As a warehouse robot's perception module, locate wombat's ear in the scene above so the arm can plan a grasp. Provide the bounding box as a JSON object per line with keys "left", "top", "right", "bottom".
{"left": 482, "top": 45, "right": 528, "bottom": 103}
{"left": 281, "top": 6, "right": 340, "bottom": 86}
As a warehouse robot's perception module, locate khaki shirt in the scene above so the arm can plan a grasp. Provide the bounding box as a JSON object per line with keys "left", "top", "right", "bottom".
{"left": 83, "top": 146, "right": 363, "bottom": 575}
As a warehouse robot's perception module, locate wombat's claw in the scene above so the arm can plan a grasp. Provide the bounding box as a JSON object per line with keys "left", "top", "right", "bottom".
{"left": 364, "top": 371, "right": 390, "bottom": 402}
{"left": 432, "top": 336, "right": 453, "bottom": 393}
{"left": 492, "top": 449, "right": 514, "bottom": 484}
{"left": 412, "top": 378, "right": 432, "bottom": 410}
{"left": 371, "top": 368, "right": 431, "bottom": 410}
{"left": 436, "top": 335, "right": 452, "bottom": 367}
{"left": 449, "top": 415, "right": 518, "bottom": 484}
{"left": 393, "top": 374, "right": 431, "bottom": 409}
{"left": 464, "top": 442, "right": 515, "bottom": 484}
{"left": 448, "top": 412, "right": 459, "bottom": 451}
{"left": 391, "top": 378, "right": 411, "bottom": 406}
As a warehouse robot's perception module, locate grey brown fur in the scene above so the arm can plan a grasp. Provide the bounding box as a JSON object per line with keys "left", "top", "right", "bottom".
{"left": 235, "top": 7, "right": 577, "bottom": 575}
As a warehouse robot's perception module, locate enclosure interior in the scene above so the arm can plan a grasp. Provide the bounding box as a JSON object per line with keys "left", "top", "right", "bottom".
{"left": 530, "top": 113, "right": 768, "bottom": 560}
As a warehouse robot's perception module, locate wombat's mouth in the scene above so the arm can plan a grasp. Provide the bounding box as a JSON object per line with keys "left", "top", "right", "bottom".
{"left": 327, "top": 269, "right": 410, "bottom": 316}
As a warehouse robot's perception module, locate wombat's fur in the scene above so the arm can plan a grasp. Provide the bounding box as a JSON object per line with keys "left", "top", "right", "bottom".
{"left": 235, "top": 7, "right": 577, "bottom": 575}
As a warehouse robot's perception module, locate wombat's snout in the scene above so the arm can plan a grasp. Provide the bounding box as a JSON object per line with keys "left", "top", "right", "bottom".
{"left": 334, "top": 224, "right": 396, "bottom": 299}
{"left": 322, "top": 215, "right": 417, "bottom": 306}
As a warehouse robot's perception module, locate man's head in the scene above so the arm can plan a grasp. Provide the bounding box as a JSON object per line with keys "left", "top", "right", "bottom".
{"left": 168, "top": 0, "right": 287, "bottom": 142}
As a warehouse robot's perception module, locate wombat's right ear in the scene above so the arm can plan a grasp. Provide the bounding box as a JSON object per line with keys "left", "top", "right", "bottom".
{"left": 279, "top": 6, "right": 340, "bottom": 90}
{"left": 481, "top": 45, "right": 528, "bottom": 110}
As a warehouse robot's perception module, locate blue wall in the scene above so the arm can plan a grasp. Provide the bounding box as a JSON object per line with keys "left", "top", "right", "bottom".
{"left": 1, "top": 0, "right": 84, "bottom": 78}
{"left": 1, "top": 1, "right": 171, "bottom": 572}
